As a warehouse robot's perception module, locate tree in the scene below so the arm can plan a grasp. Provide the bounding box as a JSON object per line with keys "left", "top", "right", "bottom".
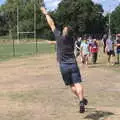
{"left": 0, "top": 0, "right": 50, "bottom": 39}
{"left": 0, "top": 0, "right": 106, "bottom": 39}
{"left": 53, "top": 0, "right": 105, "bottom": 36}
{"left": 0, "top": 10, "right": 8, "bottom": 35}
{"left": 111, "top": 5, "right": 120, "bottom": 34}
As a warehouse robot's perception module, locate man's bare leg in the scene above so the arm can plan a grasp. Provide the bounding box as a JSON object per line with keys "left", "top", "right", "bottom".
{"left": 70, "top": 83, "right": 84, "bottom": 101}
{"left": 70, "top": 83, "right": 87, "bottom": 113}
{"left": 74, "top": 83, "right": 84, "bottom": 101}
{"left": 71, "top": 84, "right": 78, "bottom": 97}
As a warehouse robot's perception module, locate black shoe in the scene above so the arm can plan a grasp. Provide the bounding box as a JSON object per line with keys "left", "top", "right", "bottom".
{"left": 115, "top": 62, "right": 119, "bottom": 64}
{"left": 83, "top": 98, "right": 88, "bottom": 105}
{"left": 80, "top": 101, "right": 85, "bottom": 113}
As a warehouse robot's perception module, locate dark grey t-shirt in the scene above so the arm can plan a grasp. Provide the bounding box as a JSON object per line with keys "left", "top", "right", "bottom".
{"left": 53, "top": 29, "right": 76, "bottom": 63}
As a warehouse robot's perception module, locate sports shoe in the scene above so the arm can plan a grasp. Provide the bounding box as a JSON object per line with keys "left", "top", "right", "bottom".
{"left": 79, "top": 98, "right": 88, "bottom": 113}
{"left": 80, "top": 101, "right": 85, "bottom": 113}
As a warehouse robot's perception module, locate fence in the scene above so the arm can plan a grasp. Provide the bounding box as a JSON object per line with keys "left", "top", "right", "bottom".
{"left": 0, "top": 36, "right": 55, "bottom": 61}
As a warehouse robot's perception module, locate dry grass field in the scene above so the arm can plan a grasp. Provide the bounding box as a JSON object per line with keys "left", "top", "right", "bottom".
{"left": 0, "top": 53, "right": 120, "bottom": 120}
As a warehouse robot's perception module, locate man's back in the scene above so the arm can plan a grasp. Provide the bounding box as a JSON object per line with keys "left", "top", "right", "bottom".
{"left": 106, "top": 39, "right": 114, "bottom": 51}
{"left": 53, "top": 29, "right": 76, "bottom": 63}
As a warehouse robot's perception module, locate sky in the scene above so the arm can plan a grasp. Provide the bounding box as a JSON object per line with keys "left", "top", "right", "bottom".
{"left": 92, "top": 0, "right": 120, "bottom": 12}
{"left": 0, "top": 0, "right": 5, "bottom": 5}
{"left": 0, "top": 0, "right": 120, "bottom": 12}
{"left": 44, "top": 0, "right": 120, "bottom": 12}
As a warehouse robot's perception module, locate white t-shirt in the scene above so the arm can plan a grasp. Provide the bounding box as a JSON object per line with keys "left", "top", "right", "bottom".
{"left": 106, "top": 39, "right": 113, "bottom": 51}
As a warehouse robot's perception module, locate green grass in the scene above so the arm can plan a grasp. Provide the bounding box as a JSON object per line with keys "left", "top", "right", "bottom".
{"left": 0, "top": 42, "right": 55, "bottom": 61}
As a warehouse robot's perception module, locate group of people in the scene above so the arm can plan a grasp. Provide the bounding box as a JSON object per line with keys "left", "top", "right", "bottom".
{"left": 74, "top": 34, "right": 120, "bottom": 65}
{"left": 74, "top": 36, "right": 98, "bottom": 65}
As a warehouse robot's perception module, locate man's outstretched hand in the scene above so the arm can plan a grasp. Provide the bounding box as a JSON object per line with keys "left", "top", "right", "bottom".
{"left": 40, "top": 5, "right": 56, "bottom": 32}
{"left": 40, "top": 7, "right": 48, "bottom": 15}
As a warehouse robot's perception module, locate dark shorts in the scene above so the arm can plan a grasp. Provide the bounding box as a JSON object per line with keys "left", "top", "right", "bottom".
{"left": 107, "top": 50, "right": 115, "bottom": 56}
{"left": 117, "top": 49, "right": 120, "bottom": 54}
{"left": 60, "top": 63, "right": 81, "bottom": 86}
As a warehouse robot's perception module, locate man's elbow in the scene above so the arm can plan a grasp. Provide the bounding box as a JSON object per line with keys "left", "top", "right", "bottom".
{"left": 47, "top": 40, "right": 56, "bottom": 44}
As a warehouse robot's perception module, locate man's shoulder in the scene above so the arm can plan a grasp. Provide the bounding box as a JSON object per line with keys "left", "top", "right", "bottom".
{"left": 53, "top": 28, "right": 61, "bottom": 37}
{"left": 53, "top": 28, "right": 60, "bottom": 33}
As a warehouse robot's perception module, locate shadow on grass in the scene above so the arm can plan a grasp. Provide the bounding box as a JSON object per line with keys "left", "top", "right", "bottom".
{"left": 84, "top": 110, "right": 114, "bottom": 120}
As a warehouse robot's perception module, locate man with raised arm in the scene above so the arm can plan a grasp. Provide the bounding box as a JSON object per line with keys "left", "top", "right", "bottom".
{"left": 40, "top": 6, "right": 88, "bottom": 113}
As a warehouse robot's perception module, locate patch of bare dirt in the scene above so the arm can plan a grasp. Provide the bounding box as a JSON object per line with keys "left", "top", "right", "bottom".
{"left": 0, "top": 54, "right": 119, "bottom": 120}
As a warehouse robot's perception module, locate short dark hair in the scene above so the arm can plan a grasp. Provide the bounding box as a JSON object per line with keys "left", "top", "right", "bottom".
{"left": 66, "top": 26, "right": 74, "bottom": 37}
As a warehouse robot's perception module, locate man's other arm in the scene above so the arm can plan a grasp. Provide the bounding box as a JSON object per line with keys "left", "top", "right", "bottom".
{"left": 47, "top": 40, "right": 56, "bottom": 44}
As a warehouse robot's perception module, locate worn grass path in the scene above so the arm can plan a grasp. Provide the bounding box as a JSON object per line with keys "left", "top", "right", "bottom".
{"left": 0, "top": 54, "right": 120, "bottom": 120}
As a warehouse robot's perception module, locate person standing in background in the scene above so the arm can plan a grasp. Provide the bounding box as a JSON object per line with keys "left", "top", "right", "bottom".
{"left": 102, "top": 34, "right": 108, "bottom": 53}
{"left": 75, "top": 37, "right": 82, "bottom": 58}
{"left": 90, "top": 39, "right": 99, "bottom": 64}
{"left": 115, "top": 34, "right": 120, "bottom": 64}
{"left": 105, "top": 36, "right": 115, "bottom": 65}
{"left": 81, "top": 39, "right": 90, "bottom": 65}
